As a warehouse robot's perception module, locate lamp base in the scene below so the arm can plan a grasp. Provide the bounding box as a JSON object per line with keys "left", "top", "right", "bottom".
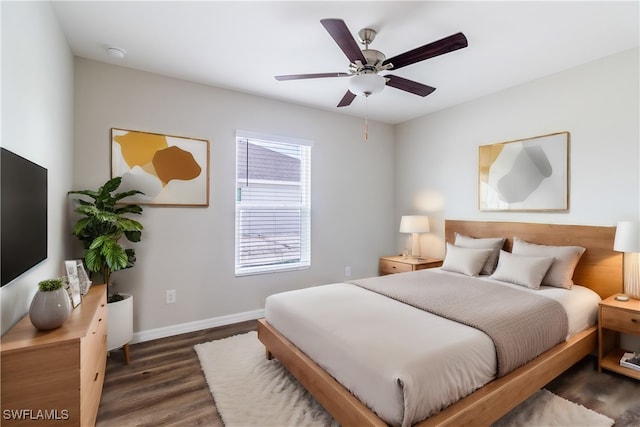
{"left": 411, "top": 232, "right": 421, "bottom": 258}
{"left": 623, "top": 253, "right": 640, "bottom": 299}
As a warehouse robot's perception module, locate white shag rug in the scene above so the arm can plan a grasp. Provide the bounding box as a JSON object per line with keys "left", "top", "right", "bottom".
{"left": 195, "top": 332, "right": 614, "bottom": 427}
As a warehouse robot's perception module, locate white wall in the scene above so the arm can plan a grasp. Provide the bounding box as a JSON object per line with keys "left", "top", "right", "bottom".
{"left": 394, "top": 48, "right": 640, "bottom": 258}
{"left": 0, "top": 1, "right": 75, "bottom": 335}
{"left": 73, "top": 59, "right": 395, "bottom": 336}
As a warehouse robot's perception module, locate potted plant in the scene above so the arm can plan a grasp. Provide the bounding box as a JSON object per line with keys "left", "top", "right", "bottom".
{"left": 29, "top": 278, "right": 71, "bottom": 330}
{"left": 68, "top": 177, "right": 144, "bottom": 353}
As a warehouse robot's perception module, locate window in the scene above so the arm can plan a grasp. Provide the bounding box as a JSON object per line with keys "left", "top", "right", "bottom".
{"left": 235, "top": 131, "right": 311, "bottom": 276}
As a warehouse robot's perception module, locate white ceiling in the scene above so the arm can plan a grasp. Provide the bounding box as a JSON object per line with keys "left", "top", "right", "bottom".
{"left": 51, "top": 1, "right": 639, "bottom": 125}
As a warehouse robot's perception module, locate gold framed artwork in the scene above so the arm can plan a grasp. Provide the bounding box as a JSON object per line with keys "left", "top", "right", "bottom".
{"left": 478, "top": 131, "right": 569, "bottom": 211}
{"left": 111, "top": 128, "right": 210, "bottom": 206}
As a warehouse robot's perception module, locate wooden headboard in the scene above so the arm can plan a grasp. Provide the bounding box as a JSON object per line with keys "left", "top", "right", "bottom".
{"left": 445, "top": 220, "right": 622, "bottom": 299}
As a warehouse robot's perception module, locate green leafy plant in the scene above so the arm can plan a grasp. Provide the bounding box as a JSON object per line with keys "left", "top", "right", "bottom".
{"left": 38, "top": 278, "right": 64, "bottom": 292}
{"left": 68, "top": 177, "right": 144, "bottom": 302}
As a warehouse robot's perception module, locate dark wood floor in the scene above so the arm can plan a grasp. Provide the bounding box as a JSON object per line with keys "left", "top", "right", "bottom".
{"left": 97, "top": 321, "right": 640, "bottom": 426}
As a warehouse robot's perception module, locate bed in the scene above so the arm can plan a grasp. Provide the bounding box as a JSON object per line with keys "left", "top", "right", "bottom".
{"left": 257, "top": 220, "right": 622, "bottom": 426}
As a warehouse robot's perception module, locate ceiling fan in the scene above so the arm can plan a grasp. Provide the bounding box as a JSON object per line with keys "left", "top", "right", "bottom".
{"left": 275, "top": 18, "right": 468, "bottom": 107}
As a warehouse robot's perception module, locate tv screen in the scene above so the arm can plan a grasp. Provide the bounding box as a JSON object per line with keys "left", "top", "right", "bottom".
{"left": 1, "top": 148, "right": 48, "bottom": 286}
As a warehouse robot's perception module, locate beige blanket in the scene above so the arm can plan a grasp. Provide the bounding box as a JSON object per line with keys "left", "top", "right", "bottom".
{"left": 349, "top": 270, "right": 569, "bottom": 377}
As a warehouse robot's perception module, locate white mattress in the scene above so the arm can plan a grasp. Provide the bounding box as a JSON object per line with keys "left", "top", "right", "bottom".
{"left": 264, "top": 269, "right": 600, "bottom": 426}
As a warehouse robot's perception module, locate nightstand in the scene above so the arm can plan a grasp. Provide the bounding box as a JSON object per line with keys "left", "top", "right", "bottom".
{"left": 379, "top": 255, "right": 443, "bottom": 275}
{"left": 597, "top": 294, "right": 640, "bottom": 380}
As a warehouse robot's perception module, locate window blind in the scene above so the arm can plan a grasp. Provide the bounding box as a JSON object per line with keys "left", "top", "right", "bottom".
{"left": 235, "top": 133, "right": 311, "bottom": 276}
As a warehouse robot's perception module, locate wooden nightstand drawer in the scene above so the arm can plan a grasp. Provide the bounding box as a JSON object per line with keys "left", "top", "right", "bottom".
{"left": 379, "top": 259, "right": 413, "bottom": 274}
{"left": 379, "top": 256, "right": 443, "bottom": 275}
{"left": 600, "top": 305, "right": 640, "bottom": 335}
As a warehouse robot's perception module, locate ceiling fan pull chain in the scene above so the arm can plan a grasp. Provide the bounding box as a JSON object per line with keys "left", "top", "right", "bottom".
{"left": 364, "top": 95, "right": 369, "bottom": 141}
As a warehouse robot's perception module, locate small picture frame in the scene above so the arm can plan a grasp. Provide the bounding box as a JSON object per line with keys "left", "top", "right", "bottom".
{"left": 65, "top": 260, "right": 82, "bottom": 308}
{"left": 75, "top": 260, "right": 92, "bottom": 295}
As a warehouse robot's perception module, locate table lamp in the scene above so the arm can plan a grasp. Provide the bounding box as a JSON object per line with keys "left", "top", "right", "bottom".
{"left": 613, "top": 220, "right": 640, "bottom": 299}
{"left": 399, "top": 215, "right": 430, "bottom": 258}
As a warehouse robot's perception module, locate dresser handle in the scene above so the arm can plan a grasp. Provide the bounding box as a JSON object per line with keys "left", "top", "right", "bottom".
{"left": 632, "top": 318, "right": 638, "bottom": 323}
{"left": 94, "top": 372, "right": 99, "bottom": 381}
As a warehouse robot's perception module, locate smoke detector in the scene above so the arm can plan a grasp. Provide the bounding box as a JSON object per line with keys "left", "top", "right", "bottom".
{"left": 106, "top": 47, "right": 126, "bottom": 59}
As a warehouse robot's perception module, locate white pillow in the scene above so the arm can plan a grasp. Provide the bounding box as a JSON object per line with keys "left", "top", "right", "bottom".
{"left": 491, "top": 250, "right": 555, "bottom": 289}
{"left": 441, "top": 243, "right": 493, "bottom": 277}
{"left": 454, "top": 232, "right": 505, "bottom": 275}
{"left": 512, "top": 237, "right": 586, "bottom": 289}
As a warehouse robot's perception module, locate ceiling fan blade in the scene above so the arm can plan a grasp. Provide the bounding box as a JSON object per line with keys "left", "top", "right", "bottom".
{"left": 383, "top": 32, "right": 468, "bottom": 70}
{"left": 337, "top": 90, "right": 356, "bottom": 107}
{"left": 275, "top": 72, "right": 350, "bottom": 81}
{"left": 320, "top": 18, "right": 367, "bottom": 64}
{"left": 385, "top": 75, "right": 436, "bottom": 97}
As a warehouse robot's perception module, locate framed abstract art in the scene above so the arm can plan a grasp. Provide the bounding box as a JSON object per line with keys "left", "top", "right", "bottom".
{"left": 111, "top": 128, "right": 210, "bottom": 206}
{"left": 478, "top": 131, "right": 569, "bottom": 211}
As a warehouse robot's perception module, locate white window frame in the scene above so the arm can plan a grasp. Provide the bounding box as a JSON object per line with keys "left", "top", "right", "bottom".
{"left": 235, "top": 130, "right": 312, "bottom": 276}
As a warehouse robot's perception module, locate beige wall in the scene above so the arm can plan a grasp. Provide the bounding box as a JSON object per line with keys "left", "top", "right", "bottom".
{"left": 73, "top": 59, "right": 395, "bottom": 338}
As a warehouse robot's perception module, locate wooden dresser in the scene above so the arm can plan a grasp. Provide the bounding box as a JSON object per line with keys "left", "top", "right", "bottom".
{"left": 1, "top": 284, "right": 107, "bottom": 426}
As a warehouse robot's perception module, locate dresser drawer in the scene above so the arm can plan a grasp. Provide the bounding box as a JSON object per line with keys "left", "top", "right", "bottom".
{"left": 81, "top": 301, "right": 106, "bottom": 369}
{"left": 81, "top": 342, "right": 106, "bottom": 427}
{"left": 600, "top": 305, "right": 640, "bottom": 335}
{"left": 80, "top": 298, "right": 107, "bottom": 427}
{"left": 379, "top": 259, "right": 412, "bottom": 274}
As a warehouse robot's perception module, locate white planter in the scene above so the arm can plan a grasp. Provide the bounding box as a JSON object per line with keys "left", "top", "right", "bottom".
{"left": 107, "top": 293, "right": 133, "bottom": 351}
{"left": 29, "top": 288, "right": 72, "bottom": 330}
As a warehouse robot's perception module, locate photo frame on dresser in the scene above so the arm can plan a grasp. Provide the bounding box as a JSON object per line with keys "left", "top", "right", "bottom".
{"left": 64, "top": 260, "right": 82, "bottom": 308}
{"left": 75, "top": 260, "right": 92, "bottom": 295}
{"left": 111, "top": 128, "right": 210, "bottom": 206}
{"left": 478, "top": 131, "right": 569, "bottom": 211}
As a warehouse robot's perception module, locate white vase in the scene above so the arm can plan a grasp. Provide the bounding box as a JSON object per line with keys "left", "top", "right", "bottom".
{"left": 29, "top": 288, "right": 72, "bottom": 330}
{"left": 107, "top": 293, "right": 133, "bottom": 351}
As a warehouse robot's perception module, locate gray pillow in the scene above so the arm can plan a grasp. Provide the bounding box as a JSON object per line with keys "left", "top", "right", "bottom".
{"left": 454, "top": 232, "right": 505, "bottom": 275}
{"left": 512, "top": 237, "right": 586, "bottom": 289}
{"left": 491, "top": 250, "right": 555, "bottom": 289}
{"left": 441, "top": 243, "right": 493, "bottom": 277}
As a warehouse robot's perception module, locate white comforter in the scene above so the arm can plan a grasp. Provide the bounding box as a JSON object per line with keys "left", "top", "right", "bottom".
{"left": 264, "top": 269, "right": 600, "bottom": 426}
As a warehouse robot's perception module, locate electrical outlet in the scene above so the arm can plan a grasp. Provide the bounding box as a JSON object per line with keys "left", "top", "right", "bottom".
{"left": 166, "top": 289, "right": 176, "bottom": 304}
{"left": 344, "top": 266, "right": 351, "bottom": 278}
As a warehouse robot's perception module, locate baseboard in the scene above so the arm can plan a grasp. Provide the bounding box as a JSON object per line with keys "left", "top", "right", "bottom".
{"left": 131, "top": 308, "right": 265, "bottom": 344}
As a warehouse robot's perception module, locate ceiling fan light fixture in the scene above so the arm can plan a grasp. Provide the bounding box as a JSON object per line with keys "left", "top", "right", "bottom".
{"left": 348, "top": 73, "right": 386, "bottom": 97}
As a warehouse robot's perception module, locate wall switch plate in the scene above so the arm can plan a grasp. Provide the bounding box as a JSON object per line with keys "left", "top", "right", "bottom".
{"left": 166, "top": 289, "right": 176, "bottom": 304}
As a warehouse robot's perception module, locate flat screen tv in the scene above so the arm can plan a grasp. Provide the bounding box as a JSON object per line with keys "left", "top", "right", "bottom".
{"left": 1, "top": 148, "right": 48, "bottom": 286}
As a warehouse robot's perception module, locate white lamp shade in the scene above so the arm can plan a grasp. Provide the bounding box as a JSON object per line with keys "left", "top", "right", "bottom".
{"left": 614, "top": 221, "right": 640, "bottom": 253}
{"left": 348, "top": 74, "right": 386, "bottom": 96}
{"left": 399, "top": 216, "right": 430, "bottom": 233}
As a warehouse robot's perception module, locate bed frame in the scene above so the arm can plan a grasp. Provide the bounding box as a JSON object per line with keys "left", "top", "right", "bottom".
{"left": 257, "top": 220, "right": 622, "bottom": 426}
